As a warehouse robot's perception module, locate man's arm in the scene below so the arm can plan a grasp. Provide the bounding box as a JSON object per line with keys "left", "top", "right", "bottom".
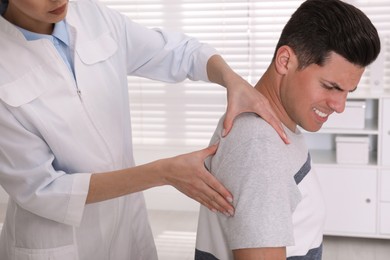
{"left": 233, "top": 247, "right": 286, "bottom": 260}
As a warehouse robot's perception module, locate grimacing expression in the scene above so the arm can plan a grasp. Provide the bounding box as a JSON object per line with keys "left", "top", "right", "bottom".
{"left": 281, "top": 52, "right": 365, "bottom": 132}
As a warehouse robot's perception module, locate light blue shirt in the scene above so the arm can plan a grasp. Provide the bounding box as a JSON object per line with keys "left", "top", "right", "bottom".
{"left": 17, "top": 21, "right": 75, "bottom": 77}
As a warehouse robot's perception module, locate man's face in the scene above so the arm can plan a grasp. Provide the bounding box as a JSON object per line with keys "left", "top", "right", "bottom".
{"left": 280, "top": 52, "right": 365, "bottom": 132}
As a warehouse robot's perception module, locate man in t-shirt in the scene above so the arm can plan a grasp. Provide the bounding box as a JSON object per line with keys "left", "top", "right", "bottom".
{"left": 195, "top": 0, "right": 380, "bottom": 259}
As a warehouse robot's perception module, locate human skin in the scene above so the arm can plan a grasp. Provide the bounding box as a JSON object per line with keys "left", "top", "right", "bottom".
{"left": 257, "top": 46, "right": 364, "bottom": 133}
{"left": 3, "top": 0, "right": 68, "bottom": 34}
{"left": 232, "top": 46, "right": 364, "bottom": 259}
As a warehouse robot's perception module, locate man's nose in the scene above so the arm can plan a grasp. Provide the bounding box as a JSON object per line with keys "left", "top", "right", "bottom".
{"left": 328, "top": 92, "right": 348, "bottom": 114}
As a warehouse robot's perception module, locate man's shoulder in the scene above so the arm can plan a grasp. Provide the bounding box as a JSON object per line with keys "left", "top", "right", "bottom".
{"left": 221, "top": 112, "right": 285, "bottom": 151}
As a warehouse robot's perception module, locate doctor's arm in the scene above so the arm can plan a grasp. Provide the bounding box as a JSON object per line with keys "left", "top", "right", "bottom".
{"left": 126, "top": 23, "right": 287, "bottom": 143}
{"left": 87, "top": 143, "right": 234, "bottom": 215}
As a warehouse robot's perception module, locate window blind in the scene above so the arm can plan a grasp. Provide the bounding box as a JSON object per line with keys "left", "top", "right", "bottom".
{"left": 100, "top": 0, "right": 390, "bottom": 162}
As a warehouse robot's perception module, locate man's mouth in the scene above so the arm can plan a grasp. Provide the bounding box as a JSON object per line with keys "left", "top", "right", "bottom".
{"left": 313, "top": 108, "right": 329, "bottom": 118}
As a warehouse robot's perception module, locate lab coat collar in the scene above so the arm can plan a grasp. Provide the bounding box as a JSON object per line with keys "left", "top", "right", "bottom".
{"left": 0, "top": 15, "right": 70, "bottom": 48}
{"left": 0, "top": 15, "right": 26, "bottom": 41}
{"left": 16, "top": 20, "right": 70, "bottom": 48}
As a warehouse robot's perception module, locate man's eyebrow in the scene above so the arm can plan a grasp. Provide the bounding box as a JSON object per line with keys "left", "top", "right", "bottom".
{"left": 326, "top": 81, "right": 358, "bottom": 93}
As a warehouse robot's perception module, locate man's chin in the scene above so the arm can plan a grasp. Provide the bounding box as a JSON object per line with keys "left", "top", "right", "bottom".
{"left": 300, "top": 124, "right": 323, "bottom": 133}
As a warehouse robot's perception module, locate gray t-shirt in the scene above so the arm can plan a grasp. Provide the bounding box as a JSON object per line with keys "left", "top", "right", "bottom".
{"left": 195, "top": 113, "right": 325, "bottom": 259}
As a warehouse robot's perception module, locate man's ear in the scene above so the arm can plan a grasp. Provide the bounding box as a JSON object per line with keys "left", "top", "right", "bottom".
{"left": 274, "top": 46, "right": 295, "bottom": 75}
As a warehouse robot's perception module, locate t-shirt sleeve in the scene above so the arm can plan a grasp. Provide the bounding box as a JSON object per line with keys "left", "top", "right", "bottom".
{"left": 213, "top": 137, "right": 302, "bottom": 250}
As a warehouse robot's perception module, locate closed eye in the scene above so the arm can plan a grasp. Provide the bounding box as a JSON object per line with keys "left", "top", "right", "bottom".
{"left": 321, "top": 83, "right": 339, "bottom": 91}
{"left": 321, "top": 81, "right": 356, "bottom": 93}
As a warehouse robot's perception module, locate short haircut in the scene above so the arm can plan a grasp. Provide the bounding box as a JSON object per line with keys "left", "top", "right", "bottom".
{"left": 273, "top": 0, "right": 381, "bottom": 69}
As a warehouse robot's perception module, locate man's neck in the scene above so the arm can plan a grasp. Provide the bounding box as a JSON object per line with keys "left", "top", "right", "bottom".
{"left": 254, "top": 65, "right": 297, "bottom": 132}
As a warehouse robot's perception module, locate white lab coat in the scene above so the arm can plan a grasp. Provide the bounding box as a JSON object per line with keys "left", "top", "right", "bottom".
{"left": 0, "top": 0, "right": 217, "bottom": 259}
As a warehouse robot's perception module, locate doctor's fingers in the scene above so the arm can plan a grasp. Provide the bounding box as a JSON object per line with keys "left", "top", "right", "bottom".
{"left": 196, "top": 173, "right": 235, "bottom": 217}
{"left": 166, "top": 144, "right": 234, "bottom": 215}
{"left": 172, "top": 168, "right": 234, "bottom": 216}
{"left": 194, "top": 144, "right": 235, "bottom": 214}
{"left": 223, "top": 84, "right": 289, "bottom": 144}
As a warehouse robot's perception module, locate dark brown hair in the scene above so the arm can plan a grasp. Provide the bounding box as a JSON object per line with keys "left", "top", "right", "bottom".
{"left": 273, "top": 0, "right": 381, "bottom": 69}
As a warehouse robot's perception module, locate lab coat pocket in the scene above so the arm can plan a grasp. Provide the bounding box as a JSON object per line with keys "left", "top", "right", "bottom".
{"left": 0, "top": 68, "right": 49, "bottom": 107}
{"left": 14, "top": 207, "right": 77, "bottom": 260}
{"left": 14, "top": 245, "right": 77, "bottom": 260}
{"left": 77, "top": 32, "right": 118, "bottom": 65}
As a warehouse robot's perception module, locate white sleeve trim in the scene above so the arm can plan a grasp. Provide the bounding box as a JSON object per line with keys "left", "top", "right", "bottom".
{"left": 63, "top": 173, "right": 91, "bottom": 227}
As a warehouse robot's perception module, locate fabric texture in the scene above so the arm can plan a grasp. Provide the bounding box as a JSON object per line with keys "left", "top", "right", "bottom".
{"left": 0, "top": 0, "right": 217, "bottom": 259}
{"left": 196, "top": 244, "right": 323, "bottom": 260}
{"left": 195, "top": 113, "right": 326, "bottom": 259}
{"left": 287, "top": 244, "right": 323, "bottom": 260}
{"left": 17, "top": 20, "right": 75, "bottom": 76}
{"left": 0, "top": 2, "right": 7, "bottom": 15}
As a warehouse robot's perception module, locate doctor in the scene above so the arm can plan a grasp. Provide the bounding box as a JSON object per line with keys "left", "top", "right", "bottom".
{"left": 0, "top": 0, "right": 287, "bottom": 259}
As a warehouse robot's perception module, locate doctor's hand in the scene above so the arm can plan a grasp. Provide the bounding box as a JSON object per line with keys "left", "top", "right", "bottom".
{"left": 161, "top": 143, "right": 234, "bottom": 216}
{"left": 206, "top": 54, "right": 288, "bottom": 144}
{"left": 224, "top": 76, "right": 289, "bottom": 143}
